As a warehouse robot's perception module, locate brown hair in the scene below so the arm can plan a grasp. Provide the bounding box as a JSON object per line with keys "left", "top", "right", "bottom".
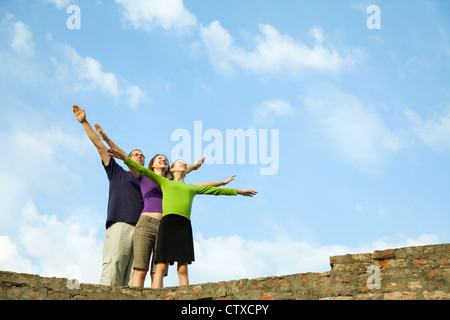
{"left": 148, "top": 154, "right": 170, "bottom": 178}
{"left": 169, "top": 159, "right": 187, "bottom": 180}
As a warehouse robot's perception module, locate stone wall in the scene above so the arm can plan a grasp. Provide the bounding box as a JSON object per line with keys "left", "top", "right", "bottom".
{"left": 1, "top": 243, "right": 449, "bottom": 300}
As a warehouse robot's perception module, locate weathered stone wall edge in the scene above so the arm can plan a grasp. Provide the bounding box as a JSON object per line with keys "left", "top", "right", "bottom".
{"left": 1, "top": 243, "right": 449, "bottom": 300}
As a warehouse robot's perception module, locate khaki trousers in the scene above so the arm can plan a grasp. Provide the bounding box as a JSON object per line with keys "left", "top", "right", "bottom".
{"left": 100, "top": 222, "right": 135, "bottom": 286}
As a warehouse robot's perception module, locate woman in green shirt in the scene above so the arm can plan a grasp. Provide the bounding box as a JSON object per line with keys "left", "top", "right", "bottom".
{"left": 107, "top": 148, "right": 257, "bottom": 288}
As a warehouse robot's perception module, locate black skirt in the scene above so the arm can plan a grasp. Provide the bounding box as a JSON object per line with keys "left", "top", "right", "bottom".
{"left": 155, "top": 214, "right": 194, "bottom": 265}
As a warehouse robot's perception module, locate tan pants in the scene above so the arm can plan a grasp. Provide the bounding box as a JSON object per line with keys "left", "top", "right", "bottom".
{"left": 100, "top": 222, "right": 135, "bottom": 286}
{"left": 132, "top": 215, "right": 160, "bottom": 273}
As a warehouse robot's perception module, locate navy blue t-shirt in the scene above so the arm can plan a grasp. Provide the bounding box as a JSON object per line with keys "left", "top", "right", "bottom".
{"left": 103, "top": 157, "right": 143, "bottom": 229}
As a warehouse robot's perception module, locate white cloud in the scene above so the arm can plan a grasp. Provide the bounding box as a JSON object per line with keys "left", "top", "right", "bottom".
{"left": 0, "top": 170, "right": 27, "bottom": 231}
{"left": 0, "top": 235, "right": 36, "bottom": 274}
{"left": 0, "top": 201, "right": 102, "bottom": 283}
{"left": 62, "top": 45, "right": 121, "bottom": 99}
{"left": 1, "top": 13, "right": 145, "bottom": 108}
{"left": 84, "top": 56, "right": 121, "bottom": 99}
{"left": 116, "top": 0, "right": 197, "bottom": 32}
{"left": 44, "top": 0, "right": 72, "bottom": 9}
{"left": 8, "top": 127, "right": 86, "bottom": 195}
{"left": 405, "top": 108, "right": 450, "bottom": 151}
{"left": 302, "top": 86, "right": 401, "bottom": 172}
{"left": 0, "top": 119, "right": 93, "bottom": 211}
{"left": 189, "top": 233, "right": 348, "bottom": 284}
{"left": 253, "top": 99, "right": 296, "bottom": 124}
{"left": 0, "top": 16, "right": 48, "bottom": 85}
{"left": 367, "top": 234, "right": 442, "bottom": 251}
{"left": 0, "top": 115, "right": 104, "bottom": 284}
{"left": 17, "top": 200, "right": 103, "bottom": 284}
{"left": 126, "top": 85, "right": 147, "bottom": 109}
{"left": 55, "top": 43, "right": 146, "bottom": 106}
{"left": 10, "top": 21, "right": 34, "bottom": 56}
{"left": 308, "top": 27, "right": 324, "bottom": 44}
{"left": 200, "top": 21, "right": 354, "bottom": 75}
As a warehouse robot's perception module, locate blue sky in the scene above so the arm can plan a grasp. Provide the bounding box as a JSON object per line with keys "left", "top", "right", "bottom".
{"left": 0, "top": 0, "right": 449, "bottom": 288}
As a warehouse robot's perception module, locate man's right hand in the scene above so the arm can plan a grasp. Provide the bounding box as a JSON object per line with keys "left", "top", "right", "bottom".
{"left": 73, "top": 105, "right": 86, "bottom": 123}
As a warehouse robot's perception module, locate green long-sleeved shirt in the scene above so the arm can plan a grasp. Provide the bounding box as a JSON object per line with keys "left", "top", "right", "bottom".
{"left": 125, "top": 158, "right": 237, "bottom": 220}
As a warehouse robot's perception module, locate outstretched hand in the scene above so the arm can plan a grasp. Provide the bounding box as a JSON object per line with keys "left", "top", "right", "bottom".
{"left": 237, "top": 189, "right": 258, "bottom": 197}
{"left": 222, "top": 175, "right": 236, "bottom": 186}
{"left": 73, "top": 105, "right": 86, "bottom": 123}
{"left": 193, "top": 157, "right": 206, "bottom": 170}
{"left": 95, "top": 124, "right": 108, "bottom": 141}
{"left": 107, "top": 148, "right": 127, "bottom": 162}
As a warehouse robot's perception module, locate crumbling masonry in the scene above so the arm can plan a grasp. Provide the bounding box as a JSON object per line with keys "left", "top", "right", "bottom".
{"left": 1, "top": 243, "right": 449, "bottom": 300}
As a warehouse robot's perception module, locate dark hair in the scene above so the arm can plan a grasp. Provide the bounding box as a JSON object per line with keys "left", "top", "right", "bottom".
{"left": 148, "top": 154, "right": 170, "bottom": 178}
{"left": 128, "top": 149, "right": 143, "bottom": 158}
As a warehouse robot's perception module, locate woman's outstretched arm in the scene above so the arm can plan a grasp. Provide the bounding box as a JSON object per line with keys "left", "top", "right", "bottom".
{"left": 194, "top": 185, "right": 257, "bottom": 197}
{"left": 192, "top": 175, "right": 236, "bottom": 187}
{"left": 237, "top": 189, "right": 258, "bottom": 197}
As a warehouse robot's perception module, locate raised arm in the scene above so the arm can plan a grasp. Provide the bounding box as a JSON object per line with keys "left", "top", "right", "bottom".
{"left": 193, "top": 175, "right": 236, "bottom": 187}
{"left": 187, "top": 157, "right": 205, "bottom": 174}
{"left": 73, "top": 105, "right": 110, "bottom": 166}
{"left": 95, "top": 123, "right": 139, "bottom": 178}
{"left": 95, "top": 124, "right": 128, "bottom": 156}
